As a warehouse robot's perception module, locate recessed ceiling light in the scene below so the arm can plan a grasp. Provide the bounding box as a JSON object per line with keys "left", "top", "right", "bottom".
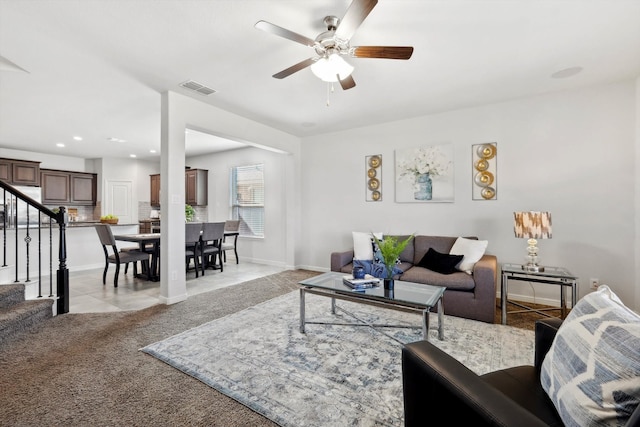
{"left": 149, "top": 149, "right": 157, "bottom": 154}
{"left": 56, "top": 143, "right": 65, "bottom": 148}
{"left": 129, "top": 154, "right": 137, "bottom": 158}
{"left": 108, "top": 137, "right": 126, "bottom": 143}
{"left": 73, "top": 136, "right": 83, "bottom": 141}
{"left": 551, "top": 66, "right": 583, "bottom": 79}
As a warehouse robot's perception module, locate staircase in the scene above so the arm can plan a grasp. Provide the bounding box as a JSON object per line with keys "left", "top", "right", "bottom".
{"left": 0, "top": 266, "right": 54, "bottom": 345}
{"left": 0, "top": 181, "right": 70, "bottom": 327}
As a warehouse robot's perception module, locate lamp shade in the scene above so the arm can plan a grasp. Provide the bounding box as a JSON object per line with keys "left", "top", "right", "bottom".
{"left": 513, "top": 211, "right": 552, "bottom": 239}
{"left": 310, "top": 54, "right": 354, "bottom": 82}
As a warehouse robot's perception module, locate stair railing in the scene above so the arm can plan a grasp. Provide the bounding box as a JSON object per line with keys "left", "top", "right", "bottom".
{"left": 0, "top": 181, "right": 69, "bottom": 314}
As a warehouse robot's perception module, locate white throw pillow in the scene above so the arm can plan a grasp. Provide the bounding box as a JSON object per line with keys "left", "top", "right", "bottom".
{"left": 540, "top": 285, "right": 640, "bottom": 427}
{"left": 449, "top": 237, "right": 488, "bottom": 274}
{"left": 353, "top": 231, "right": 382, "bottom": 260}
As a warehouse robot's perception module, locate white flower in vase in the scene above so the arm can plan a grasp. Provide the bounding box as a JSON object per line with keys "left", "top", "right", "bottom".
{"left": 398, "top": 145, "right": 451, "bottom": 184}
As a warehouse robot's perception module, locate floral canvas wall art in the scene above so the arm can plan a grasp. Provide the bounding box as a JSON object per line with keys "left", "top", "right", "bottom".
{"left": 395, "top": 143, "right": 454, "bottom": 203}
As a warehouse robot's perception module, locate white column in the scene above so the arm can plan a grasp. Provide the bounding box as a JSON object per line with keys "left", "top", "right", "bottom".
{"left": 159, "top": 91, "right": 188, "bottom": 304}
{"left": 635, "top": 76, "right": 640, "bottom": 312}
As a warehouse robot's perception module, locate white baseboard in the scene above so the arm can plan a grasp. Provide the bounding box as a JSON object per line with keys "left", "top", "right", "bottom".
{"left": 0, "top": 265, "right": 14, "bottom": 283}
{"left": 497, "top": 291, "right": 571, "bottom": 308}
{"left": 159, "top": 293, "right": 188, "bottom": 305}
{"left": 240, "top": 257, "right": 288, "bottom": 268}
{"left": 293, "top": 265, "right": 327, "bottom": 272}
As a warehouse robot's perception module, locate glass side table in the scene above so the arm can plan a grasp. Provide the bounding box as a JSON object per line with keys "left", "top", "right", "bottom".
{"left": 500, "top": 263, "right": 578, "bottom": 325}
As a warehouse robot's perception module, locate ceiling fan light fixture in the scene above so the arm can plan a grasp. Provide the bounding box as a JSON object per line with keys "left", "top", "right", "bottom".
{"left": 310, "top": 53, "right": 354, "bottom": 82}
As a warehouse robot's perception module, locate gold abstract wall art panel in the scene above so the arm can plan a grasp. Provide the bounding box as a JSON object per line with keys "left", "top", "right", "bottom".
{"left": 366, "top": 154, "right": 382, "bottom": 202}
{"left": 472, "top": 143, "right": 497, "bottom": 200}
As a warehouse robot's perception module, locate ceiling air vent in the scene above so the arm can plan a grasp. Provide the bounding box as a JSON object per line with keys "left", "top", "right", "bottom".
{"left": 179, "top": 80, "right": 216, "bottom": 96}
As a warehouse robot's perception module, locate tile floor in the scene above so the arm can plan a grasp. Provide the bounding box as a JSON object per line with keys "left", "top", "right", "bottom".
{"left": 66, "top": 262, "right": 285, "bottom": 313}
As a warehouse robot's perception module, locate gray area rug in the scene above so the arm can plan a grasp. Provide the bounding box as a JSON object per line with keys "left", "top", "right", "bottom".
{"left": 142, "top": 291, "right": 534, "bottom": 427}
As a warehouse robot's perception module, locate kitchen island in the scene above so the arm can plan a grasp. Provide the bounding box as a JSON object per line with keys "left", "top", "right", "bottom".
{"left": 1, "top": 222, "right": 139, "bottom": 274}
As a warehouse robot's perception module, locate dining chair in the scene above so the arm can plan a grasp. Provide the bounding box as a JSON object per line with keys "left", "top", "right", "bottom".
{"left": 94, "top": 224, "right": 150, "bottom": 287}
{"left": 221, "top": 219, "right": 240, "bottom": 264}
{"left": 185, "top": 222, "right": 204, "bottom": 277}
{"left": 121, "top": 245, "right": 147, "bottom": 275}
{"left": 200, "top": 221, "right": 225, "bottom": 275}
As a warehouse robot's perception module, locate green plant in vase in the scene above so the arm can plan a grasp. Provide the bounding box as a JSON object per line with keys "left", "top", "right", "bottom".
{"left": 185, "top": 204, "right": 195, "bottom": 222}
{"left": 372, "top": 233, "right": 414, "bottom": 290}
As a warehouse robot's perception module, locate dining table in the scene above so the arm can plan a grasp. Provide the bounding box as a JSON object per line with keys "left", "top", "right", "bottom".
{"left": 114, "top": 233, "right": 161, "bottom": 281}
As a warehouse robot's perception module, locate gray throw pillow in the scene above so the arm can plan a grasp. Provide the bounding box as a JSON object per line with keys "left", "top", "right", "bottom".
{"left": 540, "top": 285, "right": 640, "bottom": 426}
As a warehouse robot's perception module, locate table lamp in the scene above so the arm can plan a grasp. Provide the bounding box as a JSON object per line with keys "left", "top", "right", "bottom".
{"left": 513, "top": 211, "right": 552, "bottom": 272}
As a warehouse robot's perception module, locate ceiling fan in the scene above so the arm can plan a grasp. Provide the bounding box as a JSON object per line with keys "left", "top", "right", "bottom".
{"left": 255, "top": 0, "right": 413, "bottom": 90}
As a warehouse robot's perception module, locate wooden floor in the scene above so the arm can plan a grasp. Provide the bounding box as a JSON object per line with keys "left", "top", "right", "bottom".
{"left": 496, "top": 299, "right": 569, "bottom": 331}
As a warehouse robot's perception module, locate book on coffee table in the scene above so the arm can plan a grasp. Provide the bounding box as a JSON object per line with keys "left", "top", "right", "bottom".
{"left": 342, "top": 274, "right": 380, "bottom": 289}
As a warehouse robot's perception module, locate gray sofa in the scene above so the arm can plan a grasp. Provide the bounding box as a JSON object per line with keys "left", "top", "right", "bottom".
{"left": 330, "top": 235, "right": 497, "bottom": 323}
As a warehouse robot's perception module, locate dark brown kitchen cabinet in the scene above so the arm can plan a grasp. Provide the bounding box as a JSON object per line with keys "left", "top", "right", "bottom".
{"left": 70, "top": 173, "right": 97, "bottom": 205}
{"left": 41, "top": 170, "right": 70, "bottom": 204}
{"left": 150, "top": 174, "right": 160, "bottom": 207}
{"left": 139, "top": 219, "right": 160, "bottom": 233}
{"left": 0, "top": 160, "right": 10, "bottom": 182}
{"left": 41, "top": 169, "right": 96, "bottom": 205}
{"left": 185, "top": 169, "right": 208, "bottom": 206}
{"left": 150, "top": 169, "right": 208, "bottom": 207}
{"left": 13, "top": 161, "right": 41, "bottom": 186}
{"left": 0, "top": 158, "right": 41, "bottom": 186}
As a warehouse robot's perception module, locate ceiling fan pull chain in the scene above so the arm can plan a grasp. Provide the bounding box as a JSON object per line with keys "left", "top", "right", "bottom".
{"left": 326, "top": 82, "right": 334, "bottom": 106}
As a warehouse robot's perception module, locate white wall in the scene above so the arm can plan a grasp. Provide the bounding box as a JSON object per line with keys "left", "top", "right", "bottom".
{"left": 134, "top": 159, "right": 160, "bottom": 202}
{"left": 300, "top": 79, "right": 638, "bottom": 310}
{"left": 186, "top": 146, "right": 290, "bottom": 266}
{"left": 635, "top": 76, "right": 640, "bottom": 312}
{"left": 4, "top": 81, "right": 637, "bottom": 312}
{"left": 158, "top": 91, "right": 301, "bottom": 304}
{"left": 85, "top": 157, "right": 158, "bottom": 220}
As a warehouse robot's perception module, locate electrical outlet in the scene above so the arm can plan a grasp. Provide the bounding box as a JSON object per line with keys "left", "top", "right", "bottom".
{"left": 590, "top": 278, "right": 599, "bottom": 289}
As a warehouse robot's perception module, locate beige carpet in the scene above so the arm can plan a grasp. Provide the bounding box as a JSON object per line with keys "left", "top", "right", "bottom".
{"left": 0, "top": 269, "right": 317, "bottom": 427}
{"left": 0, "top": 269, "right": 558, "bottom": 426}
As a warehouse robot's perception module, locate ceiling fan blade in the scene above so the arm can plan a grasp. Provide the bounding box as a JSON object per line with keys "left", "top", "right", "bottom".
{"left": 339, "top": 74, "right": 356, "bottom": 90}
{"left": 255, "top": 20, "right": 317, "bottom": 48}
{"left": 335, "top": 0, "right": 378, "bottom": 40}
{"left": 272, "top": 58, "right": 317, "bottom": 79}
{"left": 351, "top": 46, "right": 414, "bottom": 60}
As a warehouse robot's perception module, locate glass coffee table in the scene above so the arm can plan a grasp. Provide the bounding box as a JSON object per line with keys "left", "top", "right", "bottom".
{"left": 299, "top": 272, "right": 445, "bottom": 340}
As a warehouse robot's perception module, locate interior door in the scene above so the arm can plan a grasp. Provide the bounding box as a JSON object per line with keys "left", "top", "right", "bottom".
{"left": 106, "top": 180, "right": 133, "bottom": 225}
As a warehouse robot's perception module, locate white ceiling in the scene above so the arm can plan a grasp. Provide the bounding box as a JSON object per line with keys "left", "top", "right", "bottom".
{"left": 1, "top": 0, "right": 639, "bottom": 160}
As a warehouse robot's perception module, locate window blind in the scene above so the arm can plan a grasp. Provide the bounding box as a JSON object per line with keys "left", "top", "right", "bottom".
{"left": 231, "top": 164, "right": 264, "bottom": 237}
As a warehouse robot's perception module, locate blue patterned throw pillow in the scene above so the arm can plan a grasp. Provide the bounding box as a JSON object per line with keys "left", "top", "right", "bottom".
{"left": 352, "top": 259, "right": 387, "bottom": 279}
{"left": 370, "top": 240, "right": 403, "bottom": 279}
{"left": 540, "top": 285, "right": 640, "bottom": 426}
{"left": 352, "top": 241, "right": 404, "bottom": 279}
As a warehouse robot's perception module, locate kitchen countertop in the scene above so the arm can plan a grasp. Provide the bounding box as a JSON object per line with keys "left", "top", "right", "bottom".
{"left": 68, "top": 221, "right": 138, "bottom": 227}
{"left": 3, "top": 221, "right": 139, "bottom": 230}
